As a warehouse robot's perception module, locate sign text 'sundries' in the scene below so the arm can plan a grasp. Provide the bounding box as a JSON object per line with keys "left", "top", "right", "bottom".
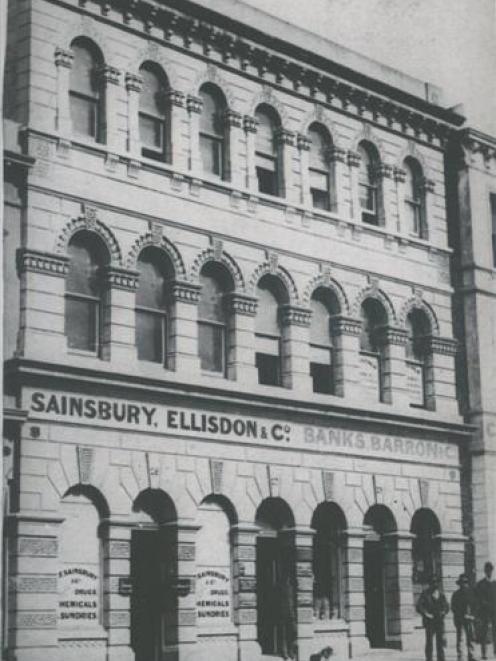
{"left": 27, "top": 390, "right": 458, "bottom": 465}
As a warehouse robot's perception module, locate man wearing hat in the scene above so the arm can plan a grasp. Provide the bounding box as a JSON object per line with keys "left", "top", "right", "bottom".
{"left": 417, "top": 577, "right": 450, "bottom": 661}
{"left": 475, "top": 561, "right": 496, "bottom": 659}
{"left": 451, "top": 573, "right": 478, "bottom": 661}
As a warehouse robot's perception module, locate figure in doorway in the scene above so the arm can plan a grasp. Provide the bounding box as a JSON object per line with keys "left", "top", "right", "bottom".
{"left": 278, "top": 551, "right": 297, "bottom": 660}
{"left": 451, "top": 573, "right": 478, "bottom": 661}
{"left": 476, "top": 561, "right": 496, "bottom": 659}
{"left": 417, "top": 577, "right": 450, "bottom": 661}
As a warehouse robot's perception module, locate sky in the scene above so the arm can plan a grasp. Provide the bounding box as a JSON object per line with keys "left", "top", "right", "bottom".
{"left": 237, "top": 0, "right": 496, "bottom": 135}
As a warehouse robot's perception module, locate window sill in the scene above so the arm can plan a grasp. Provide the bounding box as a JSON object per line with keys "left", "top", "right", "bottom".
{"left": 67, "top": 348, "right": 99, "bottom": 358}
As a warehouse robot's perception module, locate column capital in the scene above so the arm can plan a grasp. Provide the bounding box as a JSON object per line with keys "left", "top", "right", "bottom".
{"left": 225, "top": 292, "right": 258, "bottom": 316}
{"left": 243, "top": 114, "right": 257, "bottom": 133}
{"left": 54, "top": 46, "right": 74, "bottom": 68}
{"left": 420, "top": 176, "right": 436, "bottom": 193}
{"left": 166, "top": 89, "right": 186, "bottom": 107}
{"left": 16, "top": 247, "right": 69, "bottom": 277}
{"left": 330, "top": 315, "right": 362, "bottom": 337}
{"left": 374, "top": 325, "right": 409, "bottom": 347}
{"left": 373, "top": 163, "right": 393, "bottom": 180}
{"left": 170, "top": 280, "right": 202, "bottom": 304}
{"left": 186, "top": 94, "right": 203, "bottom": 114}
{"left": 125, "top": 72, "right": 143, "bottom": 93}
{"left": 280, "top": 304, "right": 312, "bottom": 327}
{"left": 224, "top": 108, "right": 242, "bottom": 128}
{"left": 393, "top": 166, "right": 407, "bottom": 183}
{"left": 327, "top": 145, "right": 347, "bottom": 163}
{"left": 297, "top": 133, "right": 311, "bottom": 151}
{"left": 97, "top": 64, "right": 121, "bottom": 85}
{"left": 102, "top": 265, "right": 139, "bottom": 291}
{"left": 274, "top": 127, "right": 296, "bottom": 147}
{"left": 424, "top": 335, "right": 458, "bottom": 356}
{"left": 347, "top": 150, "right": 361, "bottom": 167}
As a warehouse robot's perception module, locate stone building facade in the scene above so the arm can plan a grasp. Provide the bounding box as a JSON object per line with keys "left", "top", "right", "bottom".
{"left": 2, "top": 0, "right": 472, "bottom": 660}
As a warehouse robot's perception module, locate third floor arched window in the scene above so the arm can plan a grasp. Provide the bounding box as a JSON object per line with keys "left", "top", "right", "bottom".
{"left": 199, "top": 84, "right": 227, "bottom": 179}
{"left": 255, "top": 105, "right": 281, "bottom": 197}
{"left": 403, "top": 157, "right": 425, "bottom": 237}
{"left": 69, "top": 38, "right": 103, "bottom": 141}
{"left": 358, "top": 141, "right": 380, "bottom": 225}
{"left": 308, "top": 123, "right": 332, "bottom": 211}
{"left": 139, "top": 62, "right": 168, "bottom": 161}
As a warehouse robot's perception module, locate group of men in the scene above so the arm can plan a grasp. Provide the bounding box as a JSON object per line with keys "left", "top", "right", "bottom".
{"left": 417, "top": 562, "right": 496, "bottom": 661}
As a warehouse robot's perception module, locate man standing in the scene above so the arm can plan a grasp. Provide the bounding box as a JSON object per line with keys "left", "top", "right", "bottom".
{"left": 451, "top": 573, "right": 478, "bottom": 661}
{"left": 417, "top": 577, "right": 450, "bottom": 661}
{"left": 476, "top": 561, "right": 496, "bottom": 659}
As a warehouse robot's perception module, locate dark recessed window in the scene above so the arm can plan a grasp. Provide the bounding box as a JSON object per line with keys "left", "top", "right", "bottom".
{"left": 255, "top": 106, "right": 280, "bottom": 197}
{"left": 309, "top": 124, "right": 331, "bottom": 211}
{"left": 70, "top": 39, "right": 102, "bottom": 140}
{"left": 404, "top": 157, "right": 424, "bottom": 237}
{"left": 139, "top": 63, "right": 168, "bottom": 161}
{"left": 360, "top": 299, "right": 387, "bottom": 402}
{"left": 255, "top": 279, "right": 283, "bottom": 386}
{"left": 198, "top": 265, "right": 229, "bottom": 374}
{"left": 358, "top": 142, "right": 379, "bottom": 226}
{"left": 136, "top": 248, "right": 169, "bottom": 364}
{"left": 199, "top": 85, "right": 226, "bottom": 178}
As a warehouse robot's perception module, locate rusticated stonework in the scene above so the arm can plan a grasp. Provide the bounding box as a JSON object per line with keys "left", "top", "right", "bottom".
{"left": 17, "top": 611, "right": 57, "bottom": 628}
{"left": 18, "top": 537, "right": 58, "bottom": 557}
{"left": 10, "top": 575, "right": 57, "bottom": 593}
{"left": 177, "top": 542, "right": 195, "bottom": 561}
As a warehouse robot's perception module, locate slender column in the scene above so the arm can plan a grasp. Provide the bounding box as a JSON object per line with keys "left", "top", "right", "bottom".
{"left": 101, "top": 266, "right": 139, "bottom": 364}
{"left": 297, "top": 133, "right": 311, "bottom": 207}
{"left": 100, "top": 521, "right": 135, "bottom": 661}
{"left": 6, "top": 514, "right": 63, "bottom": 661}
{"left": 124, "top": 73, "right": 143, "bottom": 160}
{"left": 420, "top": 177, "right": 436, "bottom": 241}
{"left": 275, "top": 127, "right": 296, "bottom": 202}
{"left": 394, "top": 166, "right": 407, "bottom": 233}
{"left": 290, "top": 527, "right": 315, "bottom": 661}
{"left": 186, "top": 95, "right": 203, "bottom": 175}
{"left": 166, "top": 90, "right": 186, "bottom": 168}
{"left": 374, "top": 163, "right": 394, "bottom": 230}
{"left": 224, "top": 109, "right": 243, "bottom": 187}
{"left": 231, "top": 524, "right": 260, "bottom": 661}
{"left": 347, "top": 150, "right": 361, "bottom": 221}
{"left": 173, "top": 522, "right": 200, "bottom": 654}
{"left": 342, "top": 528, "right": 369, "bottom": 656}
{"left": 98, "top": 65, "right": 121, "bottom": 151}
{"left": 54, "top": 47, "right": 74, "bottom": 137}
{"left": 329, "top": 146, "right": 348, "bottom": 217}
{"left": 225, "top": 293, "right": 259, "bottom": 385}
{"left": 330, "top": 315, "right": 362, "bottom": 399}
{"left": 280, "top": 305, "right": 313, "bottom": 393}
{"left": 243, "top": 115, "right": 257, "bottom": 191}
{"left": 425, "top": 336, "right": 458, "bottom": 416}
{"left": 375, "top": 326, "right": 410, "bottom": 408}
{"left": 168, "top": 280, "right": 202, "bottom": 378}
{"left": 384, "top": 531, "right": 417, "bottom": 651}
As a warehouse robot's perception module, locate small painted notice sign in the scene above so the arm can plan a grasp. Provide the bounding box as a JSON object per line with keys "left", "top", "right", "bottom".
{"left": 58, "top": 567, "right": 99, "bottom": 626}
{"left": 196, "top": 569, "right": 231, "bottom": 624}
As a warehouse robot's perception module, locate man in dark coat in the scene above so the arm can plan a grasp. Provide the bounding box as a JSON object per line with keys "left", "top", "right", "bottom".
{"left": 417, "top": 577, "right": 450, "bottom": 661}
{"left": 451, "top": 573, "right": 478, "bottom": 661}
{"left": 476, "top": 561, "right": 496, "bottom": 659}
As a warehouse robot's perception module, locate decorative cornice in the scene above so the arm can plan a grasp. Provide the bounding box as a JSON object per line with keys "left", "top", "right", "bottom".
{"left": 274, "top": 127, "right": 296, "bottom": 147}
{"left": 170, "top": 280, "right": 202, "bottom": 304}
{"left": 102, "top": 266, "right": 139, "bottom": 291}
{"left": 374, "top": 325, "right": 409, "bottom": 346}
{"left": 54, "top": 47, "right": 74, "bottom": 69}
{"left": 427, "top": 336, "right": 458, "bottom": 356}
{"left": 125, "top": 72, "right": 143, "bottom": 93}
{"left": 16, "top": 248, "right": 69, "bottom": 277}
{"left": 330, "top": 315, "right": 362, "bottom": 337}
{"left": 224, "top": 109, "right": 242, "bottom": 128}
{"left": 97, "top": 65, "right": 121, "bottom": 85}
{"left": 460, "top": 128, "right": 496, "bottom": 162}
{"left": 347, "top": 150, "right": 361, "bottom": 168}
{"left": 186, "top": 94, "right": 203, "bottom": 114}
{"left": 243, "top": 115, "right": 257, "bottom": 133}
{"left": 225, "top": 292, "right": 258, "bottom": 316}
{"left": 279, "top": 305, "right": 312, "bottom": 327}
{"left": 166, "top": 89, "right": 186, "bottom": 107}
{"left": 296, "top": 134, "right": 311, "bottom": 151}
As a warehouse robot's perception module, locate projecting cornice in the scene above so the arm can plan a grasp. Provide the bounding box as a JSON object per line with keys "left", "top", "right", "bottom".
{"left": 460, "top": 128, "right": 496, "bottom": 163}
{"left": 63, "top": 0, "right": 464, "bottom": 146}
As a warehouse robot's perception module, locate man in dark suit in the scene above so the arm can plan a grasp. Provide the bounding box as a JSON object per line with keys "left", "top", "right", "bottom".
{"left": 476, "top": 561, "right": 496, "bottom": 659}
{"left": 451, "top": 573, "right": 478, "bottom": 661}
{"left": 417, "top": 577, "right": 450, "bottom": 661}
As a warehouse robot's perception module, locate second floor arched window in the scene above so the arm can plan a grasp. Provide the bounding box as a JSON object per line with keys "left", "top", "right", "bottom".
{"left": 198, "top": 263, "right": 231, "bottom": 374}
{"left": 310, "top": 288, "right": 339, "bottom": 394}
{"left": 199, "top": 84, "right": 226, "bottom": 178}
{"left": 65, "top": 230, "right": 109, "bottom": 353}
{"left": 360, "top": 298, "right": 387, "bottom": 402}
{"left": 70, "top": 38, "right": 103, "bottom": 140}
{"left": 406, "top": 309, "right": 431, "bottom": 407}
{"left": 308, "top": 124, "right": 332, "bottom": 211}
{"left": 136, "top": 247, "right": 171, "bottom": 365}
{"left": 139, "top": 63, "right": 168, "bottom": 161}
{"left": 255, "top": 105, "right": 281, "bottom": 197}
{"left": 358, "top": 141, "right": 380, "bottom": 225}
{"left": 404, "top": 157, "right": 424, "bottom": 237}
{"left": 255, "top": 275, "right": 287, "bottom": 386}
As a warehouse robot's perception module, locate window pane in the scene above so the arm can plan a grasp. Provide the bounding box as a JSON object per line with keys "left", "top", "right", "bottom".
{"left": 70, "top": 44, "right": 97, "bottom": 96}
{"left": 255, "top": 111, "right": 275, "bottom": 154}
{"left": 256, "top": 352, "right": 281, "bottom": 386}
{"left": 255, "top": 334, "right": 280, "bottom": 355}
{"left": 198, "top": 322, "right": 224, "bottom": 372}
{"left": 139, "top": 67, "right": 162, "bottom": 115}
{"left": 309, "top": 127, "right": 328, "bottom": 169}
{"left": 66, "top": 297, "right": 97, "bottom": 351}
{"left": 405, "top": 201, "right": 420, "bottom": 235}
{"left": 200, "top": 135, "right": 222, "bottom": 176}
{"left": 70, "top": 94, "right": 97, "bottom": 138}
{"left": 136, "top": 310, "right": 164, "bottom": 363}
{"left": 256, "top": 152, "right": 276, "bottom": 173}
{"left": 200, "top": 89, "right": 221, "bottom": 135}
{"left": 309, "top": 170, "right": 328, "bottom": 191}
{"left": 199, "top": 273, "right": 224, "bottom": 322}
{"left": 407, "top": 360, "right": 425, "bottom": 407}
{"left": 311, "top": 362, "right": 333, "bottom": 394}
{"left": 311, "top": 188, "right": 330, "bottom": 210}
{"left": 137, "top": 254, "right": 166, "bottom": 309}
{"left": 67, "top": 239, "right": 100, "bottom": 296}
{"left": 255, "top": 287, "right": 280, "bottom": 336}
{"left": 310, "top": 298, "right": 331, "bottom": 346}
{"left": 359, "top": 183, "right": 376, "bottom": 212}
{"left": 256, "top": 167, "right": 278, "bottom": 196}
{"left": 139, "top": 114, "right": 163, "bottom": 150}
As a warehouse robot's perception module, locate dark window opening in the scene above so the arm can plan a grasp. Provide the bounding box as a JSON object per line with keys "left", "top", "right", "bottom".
{"left": 256, "top": 351, "right": 281, "bottom": 387}
{"left": 139, "top": 63, "right": 168, "bottom": 162}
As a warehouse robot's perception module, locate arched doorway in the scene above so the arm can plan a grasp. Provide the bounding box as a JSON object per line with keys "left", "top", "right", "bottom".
{"left": 411, "top": 509, "right": 441, "bottom": 603}
{"left": 255, "top": 497, "right": 297, "bottom": 659}
{"left": 130, "top": 489, "right": 177, "bottom": 661}
{"left": 363, "top": 504, "right": 398, "bottom": 648}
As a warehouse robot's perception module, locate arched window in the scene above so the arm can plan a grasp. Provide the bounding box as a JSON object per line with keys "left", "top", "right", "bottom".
{"left": 65, "top": 231, "right": 109, "bottom": 353}
{"left": 255, "top": 105, "right": 280, "bottom": 197}
{"left": 360, "top": 299, "right": 387, "bottom": 402}
{"left": 404, "top": 157, "right": 424, "bottom": 236}
{"left": 198, "top": 263, "right": 231, "bottom": 374}
{"left": 139, "top": 63, "right": 168, "bottom": 161}
{"left": 70, "top": 38, "right": 103, "bottom": 140}
{"left": 199, "top": 84, "right": 226, "bottom": 178}
{"left": 255, "top": 275, "right": 286, "bottom": 386}
{"left": 310, "top": 288, "right": 339, "bottom": 394}
{"left": 411, "top": 509, "right": 441, "bottom": 594}
{"left": 406, "top": 309, "right": 431, "bottom": 407}
{"left": 312, "top": 503, "right": 346, "bottom": 620}
{"left": 136, "top": 247, "right": 172, "bottom": 365}
{"left": 308, "top": 123, "right": 331, "bottom": 210}
{"left": 358, "top": 141, "right": 379, "bottom": 225}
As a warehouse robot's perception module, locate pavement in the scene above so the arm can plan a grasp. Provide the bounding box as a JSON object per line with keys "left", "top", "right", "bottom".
{"left": 353, "top": 650, "right": 492, "bottom": 661}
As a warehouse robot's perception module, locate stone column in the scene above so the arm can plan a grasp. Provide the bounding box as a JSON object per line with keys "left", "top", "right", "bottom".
{"left": 425, "top": 336, "right": 459, "bottom": 416}
{"left": 275, "top": 128, "right": 296, "bottom": 202}
{"left": 420, "top": 177, "right": 436, "bottom": 241}
{"left": 243, "top": 115, "right": 257, "bottom": 191}
{"left": 375, "top": 326, "right": 410, "bottom": 408}
{"left": 16, "top": 248, "right": 69, "bottom": 360}
{"left": 329, "top": 146, "right": 348, "bottom": 217}
{"left": 437, "top": 533, "right": 467, "bottom": 636}
{"left": 124, "top": 73, "right": 143, "bottom": 160}
{"left": 385, "top": 531, "right": 417, "bottom": 652}
{"left": 172, "top": 522, "right": 200, "bottom": 660}
{"left": 186, "top": 95, "right": 203, "bottom": 175}
{"left": 54, "top": 47, "right": 74, "bottom": 138}
{"left": 101, "top": 266, "right": 139, "bottom": 365}
{"left": 225, "top": 292, "right": 259, "bottom": 385}
{"left": 166, "top": 90, "right": 187, "bottom": 169}
{"left": 374, "top": 163, "right": 394, "bottom": 230}
{"left": 330, "top": 315, "right": 362, "bottom": 399}
{"left": 168, "top": 280, "right": 202, "bottom": 379}
{"left": 6, "top": 514, "right": 63, "bottom": 661}
{"left": 224, "top": 109, "right": 243, "bottom": 187}
{"left": 342, "top": 528, "right": 369, "bottom": 656}
{"left": 98, "top": 65, "right": 121, "bottom": 151}
{"left": 280, "top": 304, "right": 313, "bottom": 393}
{"left": 231, "top": 524, "right": 260, "bottom": 661}
{"left": 347, "top": 150, "right": 361, "bottom": 221}
{"left": 290, "top": 527, "right": 315, "bottom": 661}
{"left": 100, "top": 521, "right": 135, "bottom": 661}
{"left": 297, "top": 133, "right": 311, "bottom": 207}
{"left": 394, "top": 166, "right": 407, "bottom": 233}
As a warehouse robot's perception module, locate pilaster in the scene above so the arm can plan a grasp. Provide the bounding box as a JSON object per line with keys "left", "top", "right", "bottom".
{"left": 101, "top": 266, "right": 139, "bottom": 365}
{"left": 297, "top": 133, "right": 311, "bottom": 207}
{"left": 329, "top": 146, "right": 348, "bottom": 217}
{"left": 290, "top": 527, "right": 315, "bottom": 661}
{"left": 224, "top": 109, "right": 243, "bottom": 187}
{"left": 347, "top": 150, "right": 361, "bottom": 221}
{"left": 426, "top": 336, "right": 459, "bottom": 416}
{"left": 124, "top": 73, "right": 143, "bottom": 160}
{"left": 375, "top": 326, "right": 410, "bottom": 408}
{"left": 168, "top": 280, "right": 202, "bottom": 378}
{"left": 225, "top": 293, "right": 259, "bottom": 384}
{"left": 330, "top": 315, "right": 362, "bottom": 399}
{"left": 243, "top": 115, "right": 257, "bottom": 191}
{"left": 279, "top": 304, "right": 313, "bottom": 393}
{"left": 186, "top": 95, "right": 203, "bottom": 175}
{"left": 385, "top": 531, "right": 416, "bottom": 651}
{"left": 54, "top": 47, "right": 74, "bottom": 138}
{"left": 275, "top": 127, "right": 296, "bottom": 202}
{"left": 420, "top": 177, "right": 435, "bottom": 241}
{"left": 231, "top": 524, "right": 260, "bottom": 661}
{"left": 374, "top": 163, "right": 394, "bottom": 230}
{"left": 97, "top": 65, "right": 121, "bottom": 152}
{"left": 166, "top": 90, "right": 187, "bottom": 169}
{"left": 394, "top": 167, "right": 407, "bottom": 233}
{"left": 342, "top": 528, "right": 369, "bottom": 656}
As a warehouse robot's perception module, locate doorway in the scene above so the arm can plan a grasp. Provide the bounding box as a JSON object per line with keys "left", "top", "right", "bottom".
{"left": 364, "top": 538, "right": 386, "bottom": 646}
